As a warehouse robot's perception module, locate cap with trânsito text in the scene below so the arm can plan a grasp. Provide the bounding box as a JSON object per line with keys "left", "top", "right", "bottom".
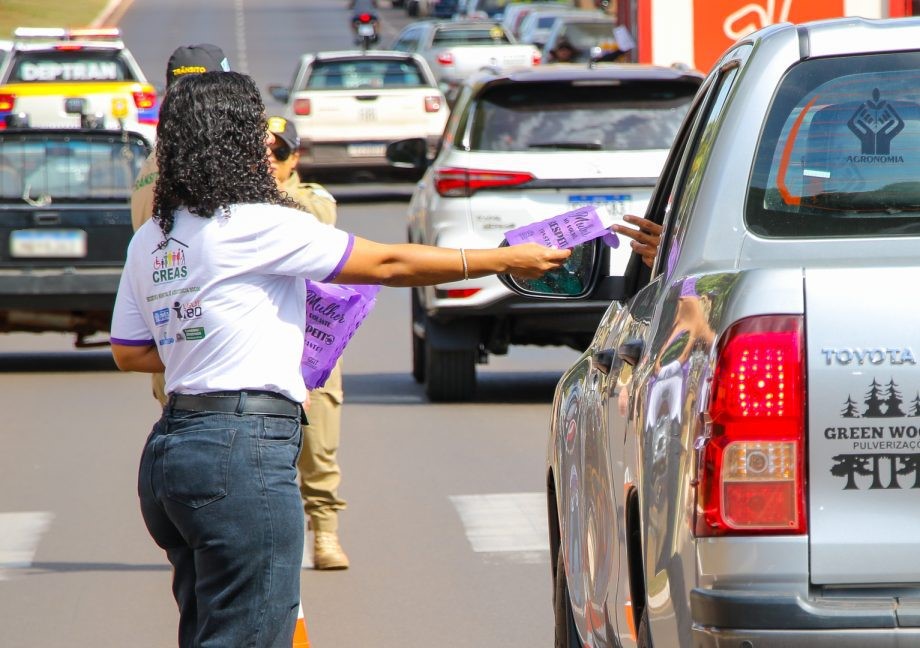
{"left": 165, "top": 43, "right": 230, "bottom": 87}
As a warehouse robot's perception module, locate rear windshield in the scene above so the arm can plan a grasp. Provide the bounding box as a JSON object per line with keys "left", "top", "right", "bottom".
{"left": 468, "top": 80, "right": 697, "bottom": 152}
{"left": 432, "top": 27, "right": 511, "bottom": 46}
{"left": 305, "top": 59, "right": 427, "bottom": 89}
{"left": 747, "top": 52, "right": 920, "bottom": 237}
{"left": 0, "top": 133, "right": 150, "bottom": 202}
{"left": 6, "top": 49, "right": 136, "bottom": 83}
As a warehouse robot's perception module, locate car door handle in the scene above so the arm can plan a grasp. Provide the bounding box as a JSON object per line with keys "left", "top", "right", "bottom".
{"left": 617, "top": 339, "right": 644, "bottom": 367}
{"left": 592, "top": 349, "right": 616, "bottom": 375}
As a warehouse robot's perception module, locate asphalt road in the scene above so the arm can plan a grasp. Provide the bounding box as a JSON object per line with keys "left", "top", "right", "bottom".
{"left": 0, "top": 2, "right": 585, "bottom": 646}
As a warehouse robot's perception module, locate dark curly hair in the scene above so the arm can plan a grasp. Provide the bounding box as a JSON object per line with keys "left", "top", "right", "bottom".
{"left": 152, "top": 71, "right": 302, "bottom": 235}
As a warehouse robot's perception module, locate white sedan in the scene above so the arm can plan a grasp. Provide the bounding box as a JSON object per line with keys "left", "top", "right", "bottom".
{"left": 268, "top": 51, "right": 448, "bottom": 180}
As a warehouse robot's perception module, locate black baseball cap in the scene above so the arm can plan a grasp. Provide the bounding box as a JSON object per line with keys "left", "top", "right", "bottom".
{"left": 166, "top": 44, "right": 230, "bottom": 87}
{"left": 267, "top": 116, "right": 300, "bottom": 150}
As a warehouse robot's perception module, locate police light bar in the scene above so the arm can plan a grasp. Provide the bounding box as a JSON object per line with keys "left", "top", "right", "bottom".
{"left": 13, "top": 27, "right": 122, "bottom": 42}
{"left": 13, "top": 28, "right": 67, "bottom": 40}
{"left": 68, "top": 28, "right": 122, "bottom": 40}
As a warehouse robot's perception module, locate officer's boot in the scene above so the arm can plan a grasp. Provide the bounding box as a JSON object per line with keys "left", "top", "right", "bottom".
{"left": 314, "top": 531, "right": 350, "bottom": 570}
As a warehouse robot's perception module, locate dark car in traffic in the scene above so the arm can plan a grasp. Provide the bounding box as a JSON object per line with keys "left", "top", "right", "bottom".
{"left": 0, "top": 120, "right": 151, "bottom": 346}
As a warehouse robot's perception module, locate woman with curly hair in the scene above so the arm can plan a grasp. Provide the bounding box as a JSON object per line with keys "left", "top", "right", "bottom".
{"left": 109, "top": 70, "right": 568, "bottom": 648}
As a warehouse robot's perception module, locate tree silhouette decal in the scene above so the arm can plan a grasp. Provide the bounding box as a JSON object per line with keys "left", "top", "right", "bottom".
{"left": 863, "top": 379, "right": 886, "bottom": 417}
{"left": 830, "top": 454, "right": 873, "bottom": 489}
{"left": 883, "top": 379, "right": 905, "bottom": 417}
{"left": 841, "top": 395, "right": 860, "bottom": 418}
{"left": 911, "top": 392, "right": 920, "bottom": 417}
{"left": 897, "top": 455, "right": 920, "bottom": 489}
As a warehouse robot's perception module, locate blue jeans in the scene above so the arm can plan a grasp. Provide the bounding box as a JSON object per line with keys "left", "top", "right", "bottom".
{"left": 138, "top": 407, "right": 304, "bottom": 647}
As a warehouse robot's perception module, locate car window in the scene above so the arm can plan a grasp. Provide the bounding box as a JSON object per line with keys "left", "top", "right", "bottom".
{"left": 748, "top": 51, "right": 920, "bottom": 238}
{"left": 0, "top": 133, "right": 149, "bottom": 201}
{"left": 305, "top": 59, "right": 427, "bottom": 89}
{"left": 6, "top": 49, "right": 136, "bottom": 83}
{"left": 658, "top": 61, "right": 742, "bottom": 277}
{"left": 467, "top": 80, "right": 696, "bottom": 152}
{"left": 474, "top": 0, "right": 509, "bottom": 16}
{"left": 392, "top": 28, "right": 419, "bottom": 52}
{"left": 558, "top": 21, "right": 616, "bottom": 49}
{"left": 432, "top": 27, "right": 511, "bottom": 46}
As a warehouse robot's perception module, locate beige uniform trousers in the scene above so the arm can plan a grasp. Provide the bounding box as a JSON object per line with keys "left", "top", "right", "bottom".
{"left": 299, "top": 358, "right": 346, "bottom": 532}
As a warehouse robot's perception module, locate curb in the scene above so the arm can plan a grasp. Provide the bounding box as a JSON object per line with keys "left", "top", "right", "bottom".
{"left": 91, "top": 0, "right": 133, "bottom": 27}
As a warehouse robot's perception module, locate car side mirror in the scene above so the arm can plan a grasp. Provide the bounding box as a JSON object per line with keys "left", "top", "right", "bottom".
{"left": 386, "top": 137, "right": 428, "bottom": 170}
{"left": 267, "top": 84, "right": 290, "bottom": 104}
{"left": 497, "top": 238, "right": 605, "bottom": 299}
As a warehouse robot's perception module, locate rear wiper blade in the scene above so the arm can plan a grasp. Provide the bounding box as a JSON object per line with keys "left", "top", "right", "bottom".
{"left": 527, "top": 141, "right": 603, "bottom": 150}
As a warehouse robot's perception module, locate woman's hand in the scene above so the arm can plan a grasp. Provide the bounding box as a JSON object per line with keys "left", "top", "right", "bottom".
{"left": 500, "top": 243, "right": 571, "bottom": 279}
{"left": 612, "top": 215, "right": 662, "bottom": 268}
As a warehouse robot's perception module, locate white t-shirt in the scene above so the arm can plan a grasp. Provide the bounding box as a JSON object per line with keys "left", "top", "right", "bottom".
{"left": 111, "top": 203, "right": 354, "bottom": 403}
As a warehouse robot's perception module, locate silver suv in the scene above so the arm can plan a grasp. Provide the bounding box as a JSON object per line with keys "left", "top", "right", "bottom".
{"left": 387, "top": 64, "right": 701, "bottom": 401}
{"left": 502, "top": 16, "right": 920, "bottom": 648}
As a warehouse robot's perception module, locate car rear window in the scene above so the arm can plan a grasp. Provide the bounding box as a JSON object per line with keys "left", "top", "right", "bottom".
{"left": 432, "top": 27, "right": 511, "bottom": 46}
{"left": 467, "top": 80, "right": 696, "bottom": 152}
{"left": 747, "top": 52, "right": 920, "bottom": 238}
{"left": 305, "top": 59, "right": 427, "bottom": 89}
{"left": 0, "top": 133, "right": 150, "bottom": 202}
{"left": 6, "top": 49, "right": 136, "bottom": 82}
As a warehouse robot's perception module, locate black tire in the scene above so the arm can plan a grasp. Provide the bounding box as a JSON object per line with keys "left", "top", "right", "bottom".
{"left": 424, "top": 346, "right": 476, "bottom": 402}
{"left": 637, "top": 606, "right": 652, "bottom": 648}
{"left": 411, "top": 290, "right": 425, "bottom": 383}
{"left": 554, "top": 550, "right": 579, "bottom": 648}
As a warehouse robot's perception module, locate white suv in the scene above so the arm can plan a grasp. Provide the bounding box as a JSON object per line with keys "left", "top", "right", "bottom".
{"left": 387, "top": 64, "right": 702, "bottom": 401}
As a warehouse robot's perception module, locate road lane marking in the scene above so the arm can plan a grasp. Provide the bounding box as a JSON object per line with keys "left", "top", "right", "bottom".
{"left": 450, "top": 492, "right": 549, "bottom": 562}
{"left": 0, "top": 511, "right": 53, "bottom": 580}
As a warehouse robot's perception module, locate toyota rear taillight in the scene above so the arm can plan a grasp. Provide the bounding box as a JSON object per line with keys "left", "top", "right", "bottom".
{"left": 436, "top": 52, "right": 454, "bottom": 66}
{"left": 434, "top": 167, "right": 534, "bottom": 197}
{"left": 293, "top": 98, "right": 311, "bottom": 116}
{"left": 695, "top": 315, "right": 806, "bottom": 537}
{"left": 424, "top": 95, "right": 442, "bottom": 113}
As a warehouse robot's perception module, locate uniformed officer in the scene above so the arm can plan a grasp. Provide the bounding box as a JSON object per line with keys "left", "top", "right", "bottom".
{"left": 130, "top": 43, "right": 231, "bottom": 405}
{"left": 267, "top": 116, "right": 349, "bottom": 570}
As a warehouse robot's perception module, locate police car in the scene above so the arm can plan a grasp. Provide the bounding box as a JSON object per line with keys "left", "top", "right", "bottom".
{"left": 0, "top": 28, "right": 158, "bottom": 143}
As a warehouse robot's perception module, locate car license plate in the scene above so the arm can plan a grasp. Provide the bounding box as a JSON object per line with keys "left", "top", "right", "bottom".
{"left": 9, "top": 229, "right": 87, "bottom": 258}
{"left": 357, "top": 24, "right": 375, "bottom": 36}
{"left": 347, "top": 143, "right": 386, "bottom": 158}
{"left": 567, "top": 194, "right": 631, "bottom": 220}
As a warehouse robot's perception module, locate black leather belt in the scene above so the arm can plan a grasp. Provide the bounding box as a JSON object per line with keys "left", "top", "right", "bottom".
{"left": 169, "top": 391, "right": 305, "bottom": 421}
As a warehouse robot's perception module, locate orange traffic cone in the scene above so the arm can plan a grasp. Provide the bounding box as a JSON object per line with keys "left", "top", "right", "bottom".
{"left": 293, "top": 602, "right": 311, "bottom": 648}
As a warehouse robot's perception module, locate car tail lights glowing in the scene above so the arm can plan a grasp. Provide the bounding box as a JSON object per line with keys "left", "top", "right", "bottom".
{"left": 293, "top": 98, "right": 311, "bottom": 116}
{"left": 436, "top": 52, "right": 454, "bottom": 66}
{"left": 532, "top": 50, "right": 542, "bottom": 65}
{"left": 424, "top": 95, "right": 442, "bottom": 113}
{"left": 0, "top": 94, "right": 15, "bottom": 112}
{"left": 132, "top": 90, "right": 156, "bottom": 110}
{"left": 434, "top": 167, "right": 534, "bottom": 197}
{"left": 695, "top": 315, "right": 806, "bottom": 536}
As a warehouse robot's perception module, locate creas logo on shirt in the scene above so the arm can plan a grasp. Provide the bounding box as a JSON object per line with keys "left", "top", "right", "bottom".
{"left": 152, "top": 237, "right": 189, "bottom": 284}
